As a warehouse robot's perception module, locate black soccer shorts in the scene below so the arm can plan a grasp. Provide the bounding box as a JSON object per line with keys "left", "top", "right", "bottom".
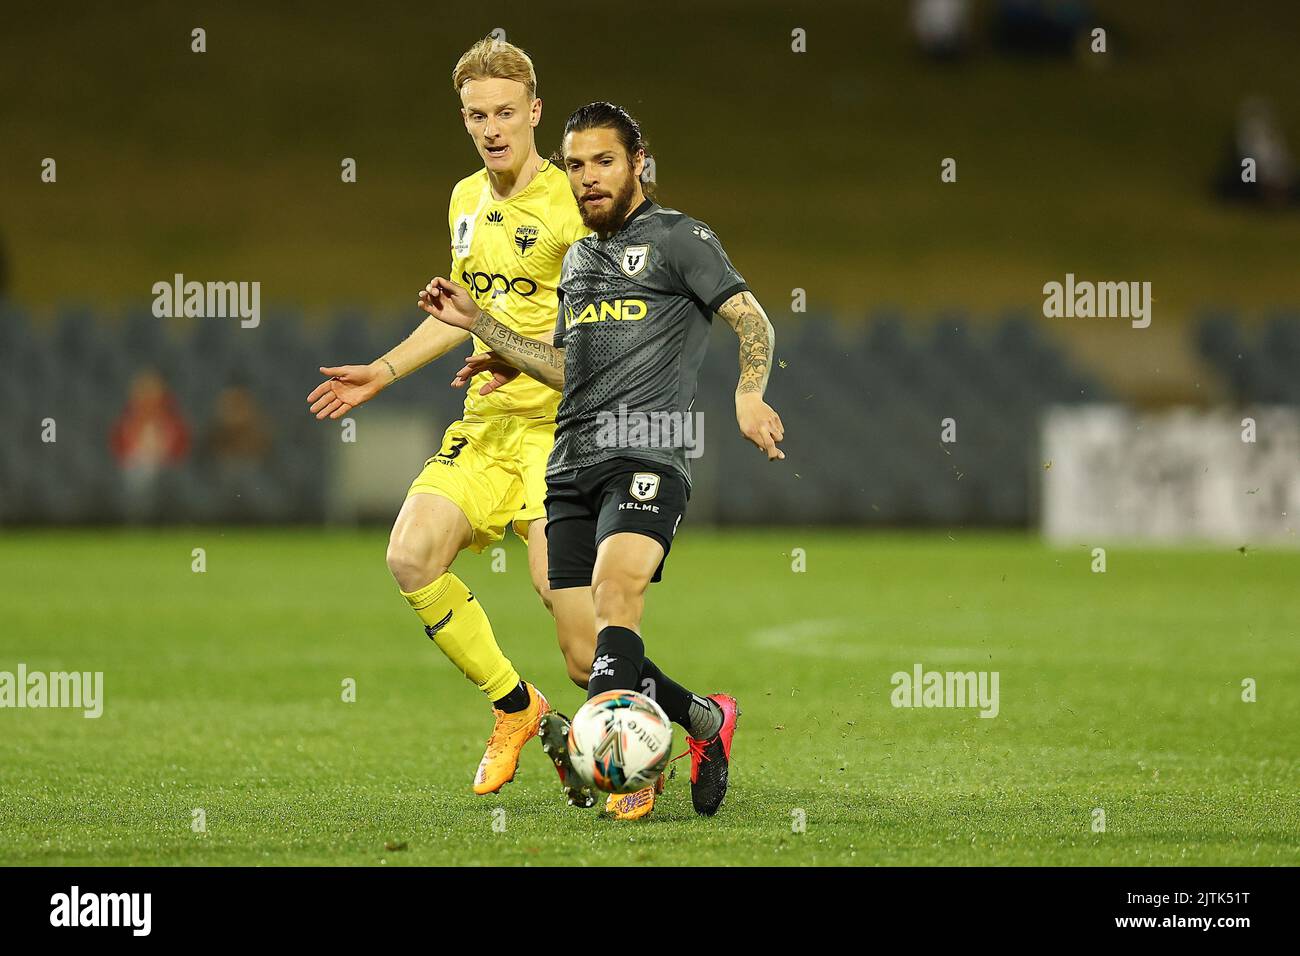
{"left": 544, "top": 456, "right": 689, "bottom": 590}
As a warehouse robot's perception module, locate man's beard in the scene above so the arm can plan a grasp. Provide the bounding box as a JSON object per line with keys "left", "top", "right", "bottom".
{"left": 578, "top": 174, "right": 637, "bottom": 235}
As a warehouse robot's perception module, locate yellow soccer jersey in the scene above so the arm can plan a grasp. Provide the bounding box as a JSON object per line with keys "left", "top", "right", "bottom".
{"left": 447, "top": 160, "right": 588, "bottom": 419}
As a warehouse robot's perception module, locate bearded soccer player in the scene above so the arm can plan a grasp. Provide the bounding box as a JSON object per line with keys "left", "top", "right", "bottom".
{"left": 418, "top": 102, "right": 785, "bottom": 818}
{"left": 307, "top": 38, "right": 589, "bottom": 796}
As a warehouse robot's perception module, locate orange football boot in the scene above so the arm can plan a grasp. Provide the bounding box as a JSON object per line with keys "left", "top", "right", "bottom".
{"left": 604, "top": 773, "right": 666, "bottom": 820}
{"left": 473, "top": 683, "right": 549, "bottom": 795}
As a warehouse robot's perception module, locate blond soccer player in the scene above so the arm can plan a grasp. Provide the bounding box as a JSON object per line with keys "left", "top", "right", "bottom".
{"left": 307, "top": 37, "right": 591, "bottom": 796}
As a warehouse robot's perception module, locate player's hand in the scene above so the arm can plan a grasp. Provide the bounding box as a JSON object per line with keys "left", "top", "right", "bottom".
{"left": 308, "top": 364, "right": 384, "bottom": 420}
{"left": 452, "top": 351, "right": 520, "bottom": 396}
{"left": 736, "top": 392, "right": 785, "bottom": 461}
{"left": 418, "top": 277, "right": 482, "bottom": 330}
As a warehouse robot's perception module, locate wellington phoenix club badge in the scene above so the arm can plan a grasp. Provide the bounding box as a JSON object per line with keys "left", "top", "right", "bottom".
{"left": 514, "top": 224, "right": 539, "bottom": 258}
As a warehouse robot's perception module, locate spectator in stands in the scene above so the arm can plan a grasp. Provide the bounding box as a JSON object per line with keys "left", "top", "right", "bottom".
{"left": 912, "top": 0, "right": 972, "bottom": 61}
{"left": 1215, "top": 96, "right": 1299, "bottom": 208}
{"left": 110, "top": 369, "right": 190, "bottom": 521}
{"left": 992, "top": 0, "right": 1092, "bottom": 58}
{"left": 203, "top": 384, "right": 272, "bottom": 512}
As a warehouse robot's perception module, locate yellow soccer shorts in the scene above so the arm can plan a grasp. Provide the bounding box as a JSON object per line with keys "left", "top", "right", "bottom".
{"left": 406, "top": 415, "right": 555, "bottom": 552}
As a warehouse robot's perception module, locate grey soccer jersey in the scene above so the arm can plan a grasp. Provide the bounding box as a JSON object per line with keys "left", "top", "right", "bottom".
{"left": 549, "top": 200, "right": 748, "bottom": 487}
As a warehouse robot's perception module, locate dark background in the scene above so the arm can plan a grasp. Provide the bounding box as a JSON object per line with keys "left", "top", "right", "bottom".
{"left": 1, "top": 0, "right": 1297, "bottom": 525}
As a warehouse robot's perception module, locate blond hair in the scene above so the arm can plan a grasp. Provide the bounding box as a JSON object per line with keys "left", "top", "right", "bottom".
{"left": 452, "top": 36, "right": 537, "bottom": 100}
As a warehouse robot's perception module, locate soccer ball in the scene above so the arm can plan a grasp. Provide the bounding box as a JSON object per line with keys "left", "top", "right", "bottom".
{"left": 568, "top": 690, "right": 674, "bottom": 793}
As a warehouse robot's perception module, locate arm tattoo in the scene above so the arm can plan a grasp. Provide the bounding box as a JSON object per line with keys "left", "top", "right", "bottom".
{"left": 469, "top": 310, "right": 566, "bottom": 391}
{"left": 716, "top": 291, "right": 775, "bottom": 397}
{"left": 382, "top": 358, "right": 398, "bottom": 380}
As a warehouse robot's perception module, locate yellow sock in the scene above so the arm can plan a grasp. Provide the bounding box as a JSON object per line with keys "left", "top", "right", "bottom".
{"left": 400, "top": 572, "right": 521, "bottom": 702}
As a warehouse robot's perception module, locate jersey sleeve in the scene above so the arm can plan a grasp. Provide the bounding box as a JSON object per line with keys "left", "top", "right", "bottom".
{"left": 554, "top": 247, "right": 573, "bottom": 347}
{"left": 555, "top": 192, "right": 590, "bottom": 248}
{"left": 540, "top": 165, "right": 589, "bottom": 255}
{"left": 447, "top": 190, "right": 458, "bottom": 276}
{"left": 667, "top": 217, "right": 748, "bottom": 314}
{"left": 553, "top": 293, "right": 566, "bottom": 348}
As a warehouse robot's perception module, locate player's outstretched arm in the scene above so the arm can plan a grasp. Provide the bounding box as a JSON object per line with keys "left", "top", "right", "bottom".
{"left": 307, "top": 315, "right": 471, "bottom": 420}
{"left": 418, "top": 276, "right": 565, "bottom": 391}
{"left": 375, "top": 313, "right": 472, "bottom": 385}
{"left": 716, "top": 290, "right": 785, "bottom": 461}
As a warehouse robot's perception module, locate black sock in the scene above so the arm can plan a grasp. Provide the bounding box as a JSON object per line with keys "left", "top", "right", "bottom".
{"left": 587, "top": 626, "right": 645, "bottom": 698}
{"left": 492, "top": 680, "right": 531, "bottom": 714}
{"left": 638, "top": 657, "right": 693, "bottom": 728}
{"left": 639, "top": 658, "right": 723, "bottom": 739}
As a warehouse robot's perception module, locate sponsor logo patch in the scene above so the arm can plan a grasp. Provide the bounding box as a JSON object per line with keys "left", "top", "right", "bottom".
{"left": 453, "top": 214, "right": 475, "bottom": 257}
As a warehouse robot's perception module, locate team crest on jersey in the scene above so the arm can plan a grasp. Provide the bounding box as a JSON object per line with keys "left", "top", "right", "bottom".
{"left": 453, "top": 213, "right": 475, "bottom": 257}
{"left": 629, "top": 472, "right": 660, "bottom": 501}
{"left": 621, "top": 244, "right": 650, "bottom": 277}
{"left": 514, "top": 224, "right": 539, "bottom": 258}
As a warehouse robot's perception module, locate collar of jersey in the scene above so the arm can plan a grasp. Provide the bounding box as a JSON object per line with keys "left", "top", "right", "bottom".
{"left": 600, "top": 198, "right": 656, "bottom": 240}
{"left": 481, "top": 158, "right": 555, "bottom": 207}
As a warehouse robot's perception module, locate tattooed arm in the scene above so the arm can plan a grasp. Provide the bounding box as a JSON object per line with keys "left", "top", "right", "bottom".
{"left": 716, "top": 290, "right": 785, "bottom": 461}
{"left": 465, "top": 312, "right": 564, "bottom": 391}
{"left": 417, "top": 276, "right": 565, "bottom": 391}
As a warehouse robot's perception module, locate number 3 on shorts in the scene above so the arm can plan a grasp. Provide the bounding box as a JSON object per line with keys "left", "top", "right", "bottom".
{"left": 438, "top": 435, "right": 469, "bottom": 460}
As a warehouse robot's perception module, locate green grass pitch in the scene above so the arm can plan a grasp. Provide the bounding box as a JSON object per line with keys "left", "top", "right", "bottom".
{"left": 1, "top": 528, "right": 1296, "bottom": 866}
